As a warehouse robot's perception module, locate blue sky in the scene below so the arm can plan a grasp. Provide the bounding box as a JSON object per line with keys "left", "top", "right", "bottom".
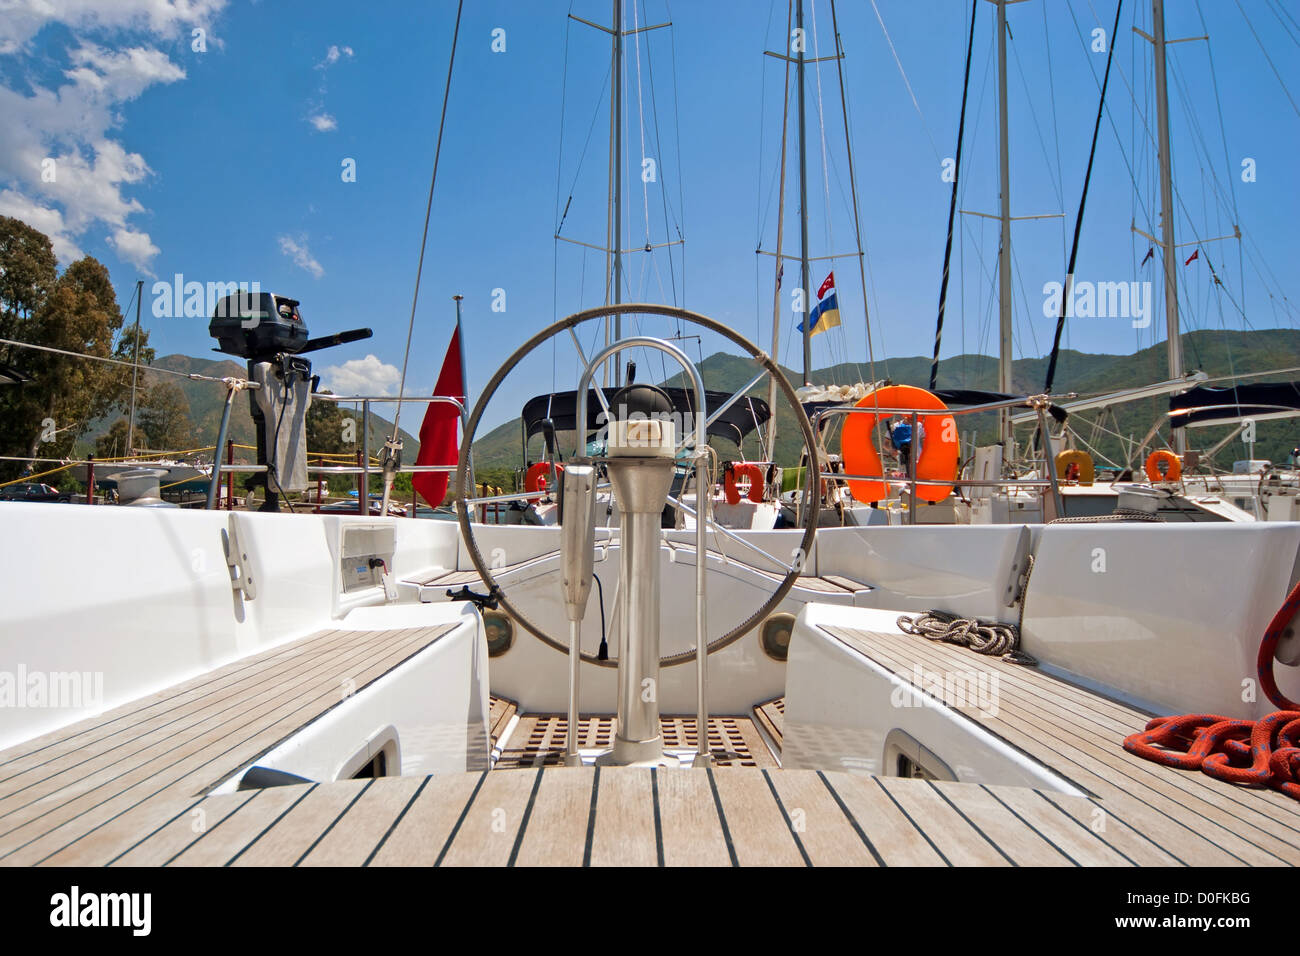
{"left": 1, "top": 0, "right": 1297, "bottom": 432}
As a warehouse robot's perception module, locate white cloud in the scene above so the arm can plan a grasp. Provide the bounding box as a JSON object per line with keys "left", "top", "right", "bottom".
{"left": 0, "top": 5, "right": 223, "bottom": 272}
{"left": 315, "top": 44, "right": 353, "bottom": 70}
{"left": 277, "top": 235, "right": 324, "bottom": 279}
{"left": 0, "top": 0, "right": 227, "bottom": 55}
{"left": 0, "top": 189, "right": 86, "bottom": 262}
{"left": 319, "top": 355, "right": 402, "bottom": 397}
{"left": 307, "top": 112, "right": 337, "bottom": 133}
{"left": 305, "top": 42, "right": 352, "bottom": 132}
{"left": 106, "top": 227, "right": 160, "bottom": 271}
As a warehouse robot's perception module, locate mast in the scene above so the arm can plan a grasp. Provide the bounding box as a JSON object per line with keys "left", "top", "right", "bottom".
{"left": 1152, "top": 0, "right": 1185, "bottom": 454}
{"left": 766, "top": 1, "right": 795, "bottom": 458}
{"left": 126, "top": 278, "right": 143, "bottom": 456}
{"left": 995, "top": 0, "right": 1013, "bottom": 447}
{"left": 797, "top": 0, "right": 812, "bottom": 386}
{"left": 612, "top": 0, "right": 625, "bottom": 387}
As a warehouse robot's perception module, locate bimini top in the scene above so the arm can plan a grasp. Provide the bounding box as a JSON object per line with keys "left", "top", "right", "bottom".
{"left": 802, "top": 387, "right": 1067, "bottom": 424}
{"left": 1169, "top": 381, "right": 1300, "bottom": 428}
{"left": 520, "top": 388, "right": 770, "bottom": 447}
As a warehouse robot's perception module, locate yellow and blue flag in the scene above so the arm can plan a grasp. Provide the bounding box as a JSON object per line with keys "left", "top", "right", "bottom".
{"left": 797, "top": 271, "right": 841, "bottom": 336}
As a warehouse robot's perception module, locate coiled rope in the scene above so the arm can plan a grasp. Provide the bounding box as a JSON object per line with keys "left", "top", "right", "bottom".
{"left": 897, "top": 610, "right": 1036, "bottom": 666}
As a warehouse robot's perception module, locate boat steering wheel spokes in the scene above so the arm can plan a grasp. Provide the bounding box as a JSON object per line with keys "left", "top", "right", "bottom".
{"left": 454, "top": 303, "right": 820, "bottom": 666}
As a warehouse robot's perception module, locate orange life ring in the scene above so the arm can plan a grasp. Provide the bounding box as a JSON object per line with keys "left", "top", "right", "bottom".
{"left": 1145, "top": 450, "right": 1182, "bottom": 483}
{"left": 723, "top": 462, "right": 766, "bottom": 505}
{"left": 524, "top": 462, "right": 564, "bottom": 503}
{"left": 1054, "top": 449, "right": 1095, "bottom": 486}
{"left": 840, "top": 385, "right": 958, "bottom": 504}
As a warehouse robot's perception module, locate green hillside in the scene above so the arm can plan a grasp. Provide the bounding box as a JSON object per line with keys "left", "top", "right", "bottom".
{"left": 470, "top": 328, "right": 1300, "bottom": 475}
{"left": 77, "top": 353, "right": 420, "bottom": 461}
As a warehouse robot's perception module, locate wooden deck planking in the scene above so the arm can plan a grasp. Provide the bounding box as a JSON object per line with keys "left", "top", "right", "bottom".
{"left": 104, "top": 791, "right": 258, "bottom": 867}
{"left": 0, "top": 627, "right": 447, "bottom": 866}
{"left": 867, "top": 625, "right": 1300, "bottom": 834}
{"left": 586, "top": 766, "right": 659, "bottom": 867}
{"left": 0, "top": 626, "right": 369, "bottom": 778}
{"left": 228, "top": 778, "right": 373, "bottom": 867}
{"left": 856, "top": 627, "right": 1300, "bottom": 859}
{"left": 830, "top": 628, "right": 1271, "bottom": 865}
{"left": 364, "top": 773, "right": 487, "bottom": 867}
{"left": 509, "top": 768, "right": 595, "bottom": 867}
{"left": 0, "top": 624, "right": 454, "bottom": 867}
{"left": 708, "top": 768, "right": 805, "bottom": 866}
{"left": 0, "top": 628, "right": 393, "bottom": 818}
{"left": 655, "top": 767, "right": 733, "bottom": 867}
{"left": 298, "top": 775, "right": 426, "bottom": 867}
{"left": 823, "top": 624, "right": 1299, "bottom": 866}
{"left": 436, "top": 769, "right": 541, "bottom": 867}
{"left": 813, "top": 771, "right": 946, "bottom": 866}
{"left": 762, "top": 767, "right": 881, "bottom": 867}
{"left": 10, "top": 768, "right": 1160, "bottom": 867}
{"left": 169, "top": 784, "right": 315, "bottom": 867}
{"left": 873, "top": 775, "right": 1014, "bottom": 867}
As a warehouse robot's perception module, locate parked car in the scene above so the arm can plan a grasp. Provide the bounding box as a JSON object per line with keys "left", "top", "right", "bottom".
{"left": 0, "top": 482, "right": 70, "bottom": 503}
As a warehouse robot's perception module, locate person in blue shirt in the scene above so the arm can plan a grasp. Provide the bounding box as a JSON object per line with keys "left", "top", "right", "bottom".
{"left": 889, "top": 418, "right": 923, "bottom": 471}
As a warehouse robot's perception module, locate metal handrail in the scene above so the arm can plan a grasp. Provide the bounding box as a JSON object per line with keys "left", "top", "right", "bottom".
{"left": 207, "top": 391, "right": 469, "bottom": 512}
{"left": 809, "top": 395, "right": 1067, "bottom": 518}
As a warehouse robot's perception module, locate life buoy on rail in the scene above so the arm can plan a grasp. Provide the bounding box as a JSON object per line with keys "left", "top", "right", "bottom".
{"left": 840, "top": 385, "right": 959, "bottom": 504}
{"left": 1144, "top": 450, "right": 1182, "bottom": 483}
{"left": 524, "top": 462, "right": 564, "bottom": 503}
{"left": 723, "top": 462, "right": 766, "bottom": 506}
{"left": 1055, "top": 449, "right": 1095, "bottom": 486}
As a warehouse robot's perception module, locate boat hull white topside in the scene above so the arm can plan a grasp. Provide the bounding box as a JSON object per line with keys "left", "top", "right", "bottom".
{"left": 0, "top": 502, "right": 1297, "bottom": 754}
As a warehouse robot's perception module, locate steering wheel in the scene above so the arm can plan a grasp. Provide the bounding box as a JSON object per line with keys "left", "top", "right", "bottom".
{"left": 453, "top": 304, "right": 820, "bottom": 667}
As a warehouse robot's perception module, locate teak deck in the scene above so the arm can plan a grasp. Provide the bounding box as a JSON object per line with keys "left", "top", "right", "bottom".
{"left": 3, "top": 618, "right": 1297, "bottom": 866}
{"left": 821, "top": 623, "right": 1300, "bottom": 866}
{"left": 0, "top": 624, "right": 455, "bottom": 867}
{"left": 6, "top": 767, "right": 1142, "bottom": 867}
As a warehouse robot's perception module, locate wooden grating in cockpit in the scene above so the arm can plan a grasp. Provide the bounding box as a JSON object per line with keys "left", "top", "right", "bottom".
{"left": 494, "top": 714, "right": 777, "bottom": 769}
{"left": 752, "top": 697, "right": 786, "bottom": 753}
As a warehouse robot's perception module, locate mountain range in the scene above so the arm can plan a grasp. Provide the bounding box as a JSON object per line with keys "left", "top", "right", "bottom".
{"left": 83, "top": 328, "right": 1300, "bottom": 475}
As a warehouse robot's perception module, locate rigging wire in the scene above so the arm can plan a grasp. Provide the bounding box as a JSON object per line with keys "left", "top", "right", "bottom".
{"left": 388, "top": 0, "right": 463, "bottom": 444}
{"left": 828, "top": 0, "right": 877, "bottom": 389}
{"left": 868, "top": 0, "right": 943, "bottom": 162}
{"left": 1235, "top": 0, "right": 1300, "bottom": 118}
{"left": 930, "top": 0, "right": 978, "bottom": 391}
{"left": 1043, "top": 0, "right": 1122, "bottom": 396}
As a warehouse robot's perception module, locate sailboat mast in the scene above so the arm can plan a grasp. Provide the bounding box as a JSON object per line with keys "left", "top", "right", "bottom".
{"left": 612, "top": 0, "right": 624, "bottom": 383}
{"left": 766, "top": 1, "right": 796, "bottom": 458}
{"left": 126, "top": 278, "right": 143, "bottom": 455}
{"left": 1151, "top": 0, "right": 1185, "bottom": 454}
{"left": 797, "top": 0, "right": 812, "bottom": 386}
{"left": 995, "top": 0, "right": 1013, "bottom": 448}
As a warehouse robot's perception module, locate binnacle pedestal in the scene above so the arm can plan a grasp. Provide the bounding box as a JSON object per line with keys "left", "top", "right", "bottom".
{"left": 596, "top": 416, "right": 679, "bottom": 768}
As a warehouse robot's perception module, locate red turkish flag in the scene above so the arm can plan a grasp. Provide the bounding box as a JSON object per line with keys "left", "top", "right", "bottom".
{"left": 817, "top": 271, "right": 835, "bottom": 300}
{"left": 1184, "top": 248, "right": 1200, "bottom": 266}
{"left": 412, "top": 325, "right": 464, "bottom": 507}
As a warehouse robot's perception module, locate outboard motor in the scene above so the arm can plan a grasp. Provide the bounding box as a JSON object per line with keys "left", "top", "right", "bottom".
{"left": 209, "top": 292, "right": 371, "bottom": 512}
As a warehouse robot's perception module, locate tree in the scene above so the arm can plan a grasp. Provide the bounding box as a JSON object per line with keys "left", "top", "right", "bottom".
{"left": 95, "top": 418, "right": 131, "bottom": 460}
{"left": 306, "top": 390, "right": 348, "bottom": 455}
{"left": 0, "top": 217, "right": 152, "bottom": 477}
{"left": 137, "top": 381, "right": 192, "bottom": 452}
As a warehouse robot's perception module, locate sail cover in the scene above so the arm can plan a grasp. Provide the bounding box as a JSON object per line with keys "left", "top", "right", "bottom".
{"left": 1169, "top": 382, "right": 1300, "bottom": 428}
{"left": 520, "top": 388, "right": 769, "bottom": 447}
